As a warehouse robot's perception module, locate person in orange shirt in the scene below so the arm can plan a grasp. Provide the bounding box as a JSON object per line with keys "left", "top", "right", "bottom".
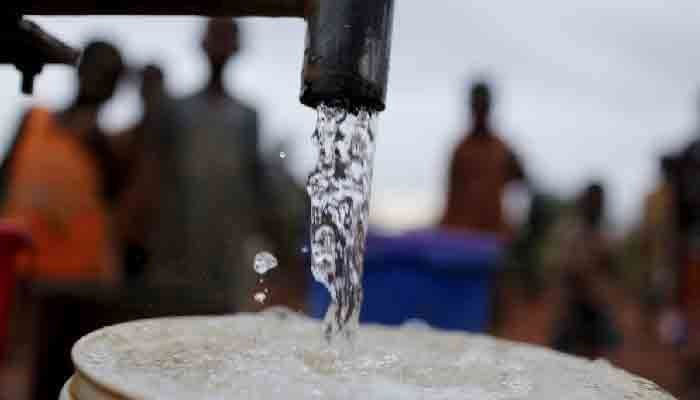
{"left": 0, "top": 41, "right": 125, "bottom": 283}
{"left": 442, "top": 81, "right": 526, "bottom": 238}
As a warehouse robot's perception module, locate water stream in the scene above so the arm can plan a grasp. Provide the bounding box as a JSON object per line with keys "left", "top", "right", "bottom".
{"left": 306, "top": 103, "right": 377, "bottom": 343}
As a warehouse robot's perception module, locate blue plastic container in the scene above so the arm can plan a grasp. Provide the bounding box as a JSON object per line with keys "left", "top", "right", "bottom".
{"left": 308, "top": 229, "right": 503, "bottom": 332}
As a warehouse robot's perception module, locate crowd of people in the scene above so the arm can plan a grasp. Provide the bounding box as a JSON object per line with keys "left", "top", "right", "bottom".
{"left": 4, "top": 19, "right": 307, "bottom": 306}
{"left": 0, "top": 19, "right": 307, "bottom": 400}
{"left": 1, "top": 16, "right": 699, "bottom": 400}
{"left": 440, "top": 81, "right": 700, "bottom": 397}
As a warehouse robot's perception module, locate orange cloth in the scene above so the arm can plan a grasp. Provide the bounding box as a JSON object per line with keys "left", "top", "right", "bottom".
{"left": 442, "top": 133, "right": 523, "bottom": 236}
{"left": 2, "top": 108, "right": 118, "bottom": 282}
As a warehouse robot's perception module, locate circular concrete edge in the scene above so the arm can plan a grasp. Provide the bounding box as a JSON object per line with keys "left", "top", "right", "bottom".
{"left": 71, "top": 316, "right": 221, "bottom": 400}
{"left": 61, "top": 373, "right": 127, "bottom": 400}
{"left": 59, "top": 377, "right": 74, "bottom": 400}
{"left": 67, "top": 313, "right": 678, "bottom": 400}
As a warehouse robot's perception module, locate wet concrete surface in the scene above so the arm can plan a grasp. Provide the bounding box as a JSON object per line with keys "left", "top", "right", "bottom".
{"left": 1, "top": 283, "right": 696, "bottom": 399}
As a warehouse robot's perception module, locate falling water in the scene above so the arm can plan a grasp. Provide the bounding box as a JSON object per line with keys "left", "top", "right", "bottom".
{"left": 307, "top": 103, "right": 377, "bottom": 343}
{"left": 253, "top": 251, "right": 278, "bottom": 304}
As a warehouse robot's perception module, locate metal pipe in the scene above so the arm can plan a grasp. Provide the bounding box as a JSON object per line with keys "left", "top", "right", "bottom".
{"left": 11, "top": 0, "right": 396, "bottom": 110}
{"left": 1, "top": 15, "right": 81, "bottom": 93}
{"left": 17, "top": 0, "right": 308, "bottom": 17}
{"left": 0, "top": 19, "right": 81, "bottom": 65}
{"left": 300, "top": 0, "right": 394, "bottom": 112}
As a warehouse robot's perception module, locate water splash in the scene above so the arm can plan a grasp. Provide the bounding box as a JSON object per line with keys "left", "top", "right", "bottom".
{"left": 306, "top": 103, "right": 376, "bottom": 342}
{"left": 253, "top": 292, "right": 267, "bottom": 304}
{"left": 254, "top": 251, "right": 278, "bottom": 275}
{"left": 253, "top": 252, "right": 277, "bottom": 305}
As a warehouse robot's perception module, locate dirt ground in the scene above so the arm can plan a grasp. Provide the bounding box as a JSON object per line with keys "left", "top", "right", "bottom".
{"left": 495, "top": 283, "right": 692, "bottom": 399}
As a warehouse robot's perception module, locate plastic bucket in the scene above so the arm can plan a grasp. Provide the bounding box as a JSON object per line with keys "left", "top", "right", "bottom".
{"left": 309, "top": 229, "right": 503, "bottom": 331}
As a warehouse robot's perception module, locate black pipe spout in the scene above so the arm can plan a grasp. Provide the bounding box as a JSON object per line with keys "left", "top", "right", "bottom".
{"left": 1, "top": 14, "right": 80, "bottom": 94}
{"left": 300, "top": 0, "right": 394, "bottom": 112}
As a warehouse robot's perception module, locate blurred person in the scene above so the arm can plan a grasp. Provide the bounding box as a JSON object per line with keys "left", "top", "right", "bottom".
{"left": 549, "top": 183, "right": 621, "bottom": 358}
{"left": 493, "top": 193, "right": 566, "bottom": 346}
{"left": 656, "top": 97, "right": 700, "bottom": 394}
{"left": 0, "top": 41, "right": 125, "bottom": 283}
{"left": 504, "top": 193, "right": 564, "bottom": 296}
{"left": 546, "top": 183, "right": 612, "bottom": 278}
{"left": 0, "top": 41, "right": 125, "bottom": 400}
{"left": 146, "top": 18, "right": 272, "bottom": 312}
{"left": 640, "top": 156, "right": 679, "bottom": 319}
{"left": 676, "top": 137, "right": 700, "bottom": 317}
{"left": 112, "top": 64, "right": 181, "bottom": 280}
{"left": 673, "top": 93, "right": 700, "bottom": 317}
{"left": 441, "top": 81, "right": 526, "bottom": 238}
{"left": 672, "top": 129, "right": 700, "bottom": 385}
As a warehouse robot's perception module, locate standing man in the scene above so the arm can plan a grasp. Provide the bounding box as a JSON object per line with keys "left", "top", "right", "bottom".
{"left": 0, "top": 41, "right": 125, "bottom": 400}
{"left": 549, "top": 183, "right": 620, "bottom": 359}
{"left": 148, "top": 19, "right": 268, "bottom": 311}
{"left": 442, "top": 81, "right": 526, "bottom": 238}
{"left": 113, "top": 64, "right": 181, "bottom": 280}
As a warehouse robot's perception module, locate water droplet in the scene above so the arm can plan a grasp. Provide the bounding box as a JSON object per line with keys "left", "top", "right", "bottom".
{"left": 254, "top": 292, "right": 267, "bottom": 304}
{"left": 279, "top": 151, "right": 287, "bottom": 159}
{"left": 254, "top": 252, "right": 278, "bottom": 275}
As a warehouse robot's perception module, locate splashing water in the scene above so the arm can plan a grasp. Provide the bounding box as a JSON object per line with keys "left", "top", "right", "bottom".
{"left": 253, "top": 252, "right": 277, "bottom": 305}
{"left": 254, "top": 251, "right": 278, "bottom": 275}
{"left": 253, "top": 292, "right": 267, "bottom": 304}
{"left": 307, "top": 103, "right": 376, "bottom": 342}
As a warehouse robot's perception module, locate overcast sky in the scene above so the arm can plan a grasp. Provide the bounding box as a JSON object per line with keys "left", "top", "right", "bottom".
{"left": 4, "top": 1, "right": 700, "bottom": 231}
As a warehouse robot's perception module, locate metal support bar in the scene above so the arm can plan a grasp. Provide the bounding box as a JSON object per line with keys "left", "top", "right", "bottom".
{"left": 6, "top": 0, "right": 308, "bottom": 94}
{"left": 1, "top": 15, "right": 80, "bottom": 94}
{"left": 16, "top": 0, "right": 308, "bottom": 17}
{"left": 6, "top": 0, "right": 396, "bottom": 111}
